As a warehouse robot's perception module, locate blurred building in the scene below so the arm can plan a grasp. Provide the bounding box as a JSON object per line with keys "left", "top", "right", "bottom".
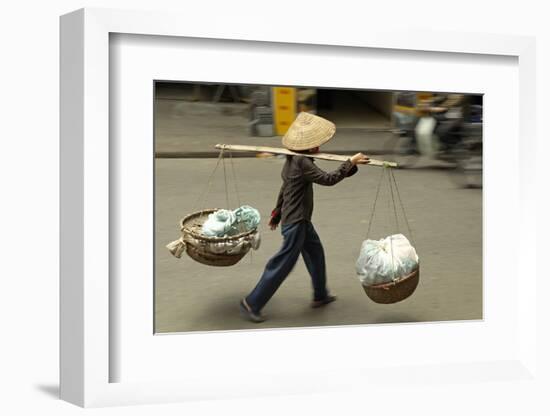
{"left": 155, "top": 82, "right": 395, "bottom": 136}
{"left": 154, "top": 82, "right": 481, "bottom": 139}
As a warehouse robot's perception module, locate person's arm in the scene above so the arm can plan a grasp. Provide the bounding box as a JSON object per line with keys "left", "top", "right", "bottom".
{"left": 346, "top": 164, "right": 359, "bottom": 178}
{"left": 300, "top": 153, "right": 368, "bottom": 186}
{"left": 268, "top": 183, "right": 285, "bottom": 229}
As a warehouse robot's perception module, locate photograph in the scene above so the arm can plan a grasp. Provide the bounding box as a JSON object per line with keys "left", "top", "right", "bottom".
{"left": 155, "top": 82, "right": 483, "bottom": 333}
{"left": 0, "top": 0, "right": 536, "bottom": 410}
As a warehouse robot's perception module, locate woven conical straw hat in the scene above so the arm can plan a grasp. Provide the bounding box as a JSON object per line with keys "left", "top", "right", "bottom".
{"left": 282, "top": 112, "right": 336, "bottom": 151}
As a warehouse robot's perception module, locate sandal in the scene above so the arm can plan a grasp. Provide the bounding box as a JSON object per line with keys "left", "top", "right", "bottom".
{"left": 311, "top": 294, "right": 337, "bottom": 308}
{"left": 239, "top": 299, "right": 266, "bottom": 323}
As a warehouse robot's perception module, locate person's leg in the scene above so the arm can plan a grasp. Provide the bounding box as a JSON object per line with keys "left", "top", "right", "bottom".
{"left": 245, "top": 221, "right": 306, "bottom": 312}
{"left": 300, "top": 222, "right": 329, "bottom": 302}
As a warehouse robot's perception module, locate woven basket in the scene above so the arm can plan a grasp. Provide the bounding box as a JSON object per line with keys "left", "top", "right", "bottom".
{"left": 184, "top": 243, "right": 247, "bottom": 267}
{"left": 180, "top": 209, "right": 256, "bottom": 267}
{"left": 363, "top": 267, "right": 420, "bottom": 304}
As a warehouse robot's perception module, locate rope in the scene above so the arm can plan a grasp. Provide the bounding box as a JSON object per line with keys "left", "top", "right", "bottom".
{"left": 365, "top": 166, "right": 386, "bottom": 239}
{"left": 390, "top": 168, "right": 416, "bottom": 246}
{"left": 193, "top": 147, "right": 243, "bottom": 214}
{"left": 385, "top": 168, "right": 397, "bottom": 281}
{"left": 387, "top": 167, "right": 400, "bottom": 235}
{"left": 363, "top": 165, "right": 414, "bottom": 283}
{"left": 228, "top": 150, "right": 242, "bottom": 207}
{"left": 194, "top": 150, "right": 225, "bottom": 213}
{"left": 365, "top": 166, "right": 404, "bottom": 282}
{"left": 228, "top": 150, "right": 250, "bottom": 262}
{"left": 222, "top": 150, "right": 231, "bottom": 209}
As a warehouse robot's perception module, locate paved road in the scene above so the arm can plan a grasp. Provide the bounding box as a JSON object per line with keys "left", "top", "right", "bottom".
{"left": 155, "top": 157, "right": 482, "bottom": 333}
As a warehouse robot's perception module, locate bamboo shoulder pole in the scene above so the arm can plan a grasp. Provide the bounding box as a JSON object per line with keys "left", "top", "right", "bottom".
{"left": 215, "top": 144, "right": 398, "bottom": 168}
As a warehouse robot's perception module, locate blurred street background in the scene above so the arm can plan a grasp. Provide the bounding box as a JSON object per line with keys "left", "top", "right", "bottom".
{"left": 154, "top": 82, "right": 483, "bottom": 333}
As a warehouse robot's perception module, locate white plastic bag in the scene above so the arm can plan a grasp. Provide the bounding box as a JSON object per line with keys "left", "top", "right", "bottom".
{"left": 201, "top": 209, "right": 237, "bottom": 237}
{"left": 201, "top": 206, "right": 261, "bottom": 237}
{"left": 356, "top": 234, "right": 419, "bottom": 286}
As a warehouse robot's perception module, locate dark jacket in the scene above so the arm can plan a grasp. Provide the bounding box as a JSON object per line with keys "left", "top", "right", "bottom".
{"left": 271, "top": 155, "right": 358, "bottom": 226}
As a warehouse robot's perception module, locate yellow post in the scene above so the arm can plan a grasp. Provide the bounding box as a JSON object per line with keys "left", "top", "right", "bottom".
{"left": 416, "top": 92, "right": 433, "bottom": 101}
{"left": 272, "top": 87, "right": 297, "bottom": 135}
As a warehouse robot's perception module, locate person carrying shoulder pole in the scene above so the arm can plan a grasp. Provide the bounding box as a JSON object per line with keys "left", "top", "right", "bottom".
{"left": 240, "top": 112, "right": 370, "bottom": 323}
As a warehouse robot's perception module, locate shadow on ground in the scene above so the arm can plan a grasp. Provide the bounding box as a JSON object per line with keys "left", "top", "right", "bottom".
{"left": 35, "top": 384, "right": 59, "bottom": 399}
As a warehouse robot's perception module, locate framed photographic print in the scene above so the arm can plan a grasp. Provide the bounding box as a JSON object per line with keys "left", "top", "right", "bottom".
{"left": 153, "top": 80, "right": 483, "bottom": 335}
{"left": 60, "top": 7, "right": 541, "bottom": 409}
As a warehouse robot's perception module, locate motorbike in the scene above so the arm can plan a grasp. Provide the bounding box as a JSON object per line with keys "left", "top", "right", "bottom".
{"left": 389, "top": 104, "right": 483, "bottom": 188}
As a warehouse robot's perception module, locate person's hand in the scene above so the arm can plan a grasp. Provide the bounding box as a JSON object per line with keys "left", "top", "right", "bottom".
{"left": 268, "top": 209, "right": 281, "bottom": 230}
{"left": 268, "top": 218, "right": 279, "bottom": 230}
{"left": 350, "top": 153, "right": 370, "bottom": 165}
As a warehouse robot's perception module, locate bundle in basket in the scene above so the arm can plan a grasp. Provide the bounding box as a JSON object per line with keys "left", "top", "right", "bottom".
{"left": 166, "top": 208, "right": 261, "bottom": 267}
{"left": 356, "top": 234, "right": 420, "bottom": 304}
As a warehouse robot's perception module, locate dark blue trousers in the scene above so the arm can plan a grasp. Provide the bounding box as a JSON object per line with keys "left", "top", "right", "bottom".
{"left": 245, "top": 220, "right": 329, "bottom": 313}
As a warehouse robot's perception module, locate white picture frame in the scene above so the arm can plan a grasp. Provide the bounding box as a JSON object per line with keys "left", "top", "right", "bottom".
{"left": 60, "top": 7, "right": 542, "bottom": 408}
